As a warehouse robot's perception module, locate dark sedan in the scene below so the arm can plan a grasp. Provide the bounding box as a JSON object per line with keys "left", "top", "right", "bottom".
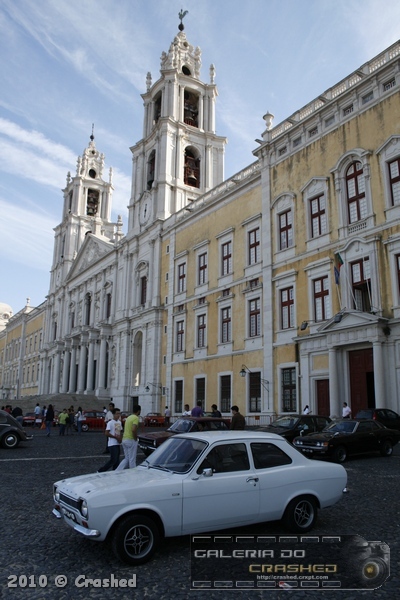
{"left": 0, "top": 410, "right": 33, "bottom": 449}
{"left": 257, "top": 414, "right": 331, "bottom": 443}
{"left": 355, "top": 408, "right": 400, "bottom": 431}
{"left": 293, "top": 419, "right": 400, "bottom": 462}
{"left": 138, "top": 417, "right": 230, "bottom": 456}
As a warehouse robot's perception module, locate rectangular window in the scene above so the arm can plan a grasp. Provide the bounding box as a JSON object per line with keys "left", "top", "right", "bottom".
{"left": 220, "top": 375, "right": 231, "bottom": 413}
{"left": 177, "top": 263, "right": 186, "bottom": 293}
{"left": 313, "top": 276, "right": 330, "bottom": 322}
{"left": 221, "top": 307, "right": 231, "bottom": 343}
{"left": 249, "top": 298, "right": 261, "bottom": 337}
{"left": 196, "top": 377, "right": 205, "bottom": 407}
{"left": 174, "top": 380, "right": 183, "bottom": 414}
{"left": 279, "top": 210, "right": 293, "bottom": 250}
{"left": 310, "top": 194, "right": 327, "bottom": 237}
{"left": 351, "top": 258, "right": 371, "bottom": 312}
{"left": 221, "top": 241, "right": 232, "bottom": 275}
{"left": 176, "top": 320, "right": 184, "bottom": 352}
{"left": 396, "top": 255, "right": 400, "bottom": 298}
{"left": 281, "top": 287, "right": 294, "bottom": 329}
{"left": 198, "top": 252, "right": 207, "bottom": 285}
{"left": 248, "top": 228, "right": 260, "bottom": 265}
{"left": 282, "top": 368, "right": 296, "bottom": 412}
{"left": 106, "top": 292, "right": 112, "bottom": 317}
{"left": 197, "top": 314, "right": 206, "bottom": 348}
{"left": 249, "top": 372, "right": 261, "bottom": 412}
{"left": 383, "top": 78, "right": 396, "bottom": 91}
{"left": 389, "top": 158, "right": 400, "bottom": 206}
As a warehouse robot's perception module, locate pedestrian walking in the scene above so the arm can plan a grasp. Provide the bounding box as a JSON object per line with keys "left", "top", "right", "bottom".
{"left": 58, "top": 409, "right": 69, "bottom": 436}
{"left": 75, "top": 407, "right": 85, "bottom": 434}
{"left": 102, "top": 402, "right": 115, "bottom": 453}
{"left": 98, "top": 409, "right": 122, "bottom": 472}
{"left": 45, "top": 404, "right": 55, "bottom": 437}
{"left": 117, "top": 405, "right": 141, "bottom": 470}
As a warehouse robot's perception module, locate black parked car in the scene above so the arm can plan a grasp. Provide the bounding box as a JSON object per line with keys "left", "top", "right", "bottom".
{"left": 293, "top": 419, "right": 400, "bottom": 462}
{"left": 355, "top": 408, "right": 400, "bottom": 431}
{"left": 257, "top": 414, "right": 331, "bottom": 443}
{"left": 0, "top": 410, "right": 33, "bottom": 449}
{"left": 138, "top": 417, "right": 230, "bottom": 456}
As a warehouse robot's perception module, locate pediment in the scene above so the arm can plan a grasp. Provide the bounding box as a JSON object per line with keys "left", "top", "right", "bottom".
{"left": 318, "top": 310, "right": 387, "bottom": 332}
{"left": 67, "top": 235, "right": 113, "bottom": 281}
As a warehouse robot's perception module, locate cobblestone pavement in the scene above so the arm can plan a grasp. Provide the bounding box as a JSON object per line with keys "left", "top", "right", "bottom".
{"left": 0, "top": 428, "right": 399, "bottom": 600}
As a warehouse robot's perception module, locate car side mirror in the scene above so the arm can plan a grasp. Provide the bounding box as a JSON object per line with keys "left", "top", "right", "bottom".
{"left": 202, "top": 468, "right": 213, "bottom": 477}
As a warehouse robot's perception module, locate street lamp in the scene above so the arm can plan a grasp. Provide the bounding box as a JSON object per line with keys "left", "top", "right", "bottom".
{"left": 145, "top": 382, "right": 162, "bottom": 392}
{"left": 239, "top": 364, "right": 270, "bottom": 410}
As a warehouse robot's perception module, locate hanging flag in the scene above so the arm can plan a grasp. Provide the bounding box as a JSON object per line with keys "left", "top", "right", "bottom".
{"left": 335, "top": 252, "right": 344, "bottom": 269}
{"left": 334, "top": 253, "right": 343, "bottom": 285}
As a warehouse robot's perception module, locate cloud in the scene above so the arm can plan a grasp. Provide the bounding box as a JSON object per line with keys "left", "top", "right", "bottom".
{"left": 0, "top": 198, "right": 55, "bottom": 271}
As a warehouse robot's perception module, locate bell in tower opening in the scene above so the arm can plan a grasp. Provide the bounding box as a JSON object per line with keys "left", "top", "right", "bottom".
{"left": 87, "top": 189, "right": 99, "bottom": 216}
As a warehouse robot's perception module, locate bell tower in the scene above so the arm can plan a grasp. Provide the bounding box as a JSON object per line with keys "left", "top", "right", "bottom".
{"left": 128, "top": 14, "right": 227, "bottom": 233}
{"left": 49, "top": 131, "right": 115, "bottom": 293}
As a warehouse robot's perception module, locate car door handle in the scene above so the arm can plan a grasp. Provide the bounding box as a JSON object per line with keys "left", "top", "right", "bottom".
{"left": 246, "top": 477, "right": 259, "bottom": 483}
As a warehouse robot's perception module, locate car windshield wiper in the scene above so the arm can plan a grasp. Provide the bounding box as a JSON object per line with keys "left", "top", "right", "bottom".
{"left": 151, "top": 464, "right": 172, "bottom": 472}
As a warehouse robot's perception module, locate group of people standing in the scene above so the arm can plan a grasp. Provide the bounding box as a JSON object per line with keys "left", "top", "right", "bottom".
{"left": 98, "top": 403, "right": 141, "bottom": 472}
{"left": 181, "top": 401, "right": 246, "bottom": 429}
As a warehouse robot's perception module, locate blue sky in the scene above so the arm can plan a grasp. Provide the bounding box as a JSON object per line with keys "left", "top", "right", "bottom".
{"left": 1, "top": 0, "right": 399, "bottom": 313}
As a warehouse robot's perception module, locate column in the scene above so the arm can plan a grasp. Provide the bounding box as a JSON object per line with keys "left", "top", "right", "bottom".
{"left": 98, "top": 334, "right": 108, "bottom": 390}
{"left": 53, "top": 347, "right": 62, "bottom": 394}
{"left": 329, "top": 347, "right": 340, "bottom": 418}
{"left": 77, "top": 336, "right": 88, "bottom": 393}
{"left": 69, "top": 342, "right": 77, "bottom": 392}
{"left": 61, "top": 348, "right": 70, "bottom": 393}
{"left": 86, "top": 335, "right": 96, "bottom": 391}
{"left": 373, "top": 341, "right": 385, "bottom": 407}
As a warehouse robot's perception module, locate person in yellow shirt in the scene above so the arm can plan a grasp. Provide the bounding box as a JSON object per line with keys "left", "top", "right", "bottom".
{"left": 116, "top": 405, "right": 141, "bottom": 469}
{"left": 58, "top": 408, "right": 69, "bottom": 436}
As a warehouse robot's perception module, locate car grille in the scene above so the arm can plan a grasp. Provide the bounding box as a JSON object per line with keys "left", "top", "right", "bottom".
{"left": 138, "top": 438, "right": 154, "bottom": 450}
{"left": 59, "top": 493, "right": 80, "bottom": 510}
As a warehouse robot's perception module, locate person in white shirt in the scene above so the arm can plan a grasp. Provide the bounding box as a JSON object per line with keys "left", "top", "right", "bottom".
{"left": 98, "top": 409, "right": 122, "bottom": 472}
{"left": 342, "top": 402, "right": 352, "bottom": 418}
{"left": 182, "top": 404, "right": 191, "bottom": 416}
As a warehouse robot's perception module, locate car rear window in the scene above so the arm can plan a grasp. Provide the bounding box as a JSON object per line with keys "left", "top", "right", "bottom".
{"left": 250, "top": 443, "right": 292, "bottom": 469}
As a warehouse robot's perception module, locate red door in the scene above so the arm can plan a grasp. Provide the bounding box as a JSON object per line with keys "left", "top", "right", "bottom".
{"left": 316, "top": 379, "right": 330, "bottom": 415}
{"left": 349, "top": 348, "right": 374, "bottom": 416}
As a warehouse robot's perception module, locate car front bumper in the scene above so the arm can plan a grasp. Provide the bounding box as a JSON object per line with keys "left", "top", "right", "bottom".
{"left": 53, "top": 507, "right": 100, "bottom": 538}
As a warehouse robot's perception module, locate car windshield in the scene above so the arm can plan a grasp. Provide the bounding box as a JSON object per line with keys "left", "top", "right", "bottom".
{"left": 324, "top": 421, "right": 357, "bottom": 434}
{"left": 168, "top": 419, "right": 194, "bottom": 433}
{"left": 270, "top": 416, "right": 299, "bottom": 429}
{"left": 144, "top": 437, "right": 207, "bottom": 473}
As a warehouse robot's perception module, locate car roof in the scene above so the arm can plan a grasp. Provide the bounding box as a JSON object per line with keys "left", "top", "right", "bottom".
{"left": 174, "top": 430, "right": 286, "bottom": 442}
{"left": 176, "top": 416, "right": 229, "bottom": 421}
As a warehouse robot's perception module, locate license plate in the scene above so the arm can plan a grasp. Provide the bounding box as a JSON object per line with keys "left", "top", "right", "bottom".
{"left": 61, "top": 507, "right": 77, "bottom": 522}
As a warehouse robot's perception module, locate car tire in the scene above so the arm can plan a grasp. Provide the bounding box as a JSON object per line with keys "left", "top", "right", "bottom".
{"left": 81, "top": 423, "right": 89, "bottom": 433}
{"left": 112, "top": 514, "right": 160, "bottom": 565}
{"left": 380, "top": 439, "right": 393, "bottom": 457}
{"left": 332, "top": 445, "right": 347, "bottom": 463}
{"left": 1, "top": 432, "right": 20, "bottom": 449}
{"left": 283, "top": 496, "right": 318, "bottom": 533}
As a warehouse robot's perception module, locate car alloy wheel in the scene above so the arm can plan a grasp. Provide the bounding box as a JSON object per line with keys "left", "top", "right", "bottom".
{"left": 112, "top": 514, "right": 160, "bottom": 565}
{"left": 283, "top": 496, "right": 317, "bottom": 533}
{"left": 380, "top": 440, "right": 393, "bottom": 457}
{"left": 2, "top": 432, "right": 19, "bottom": 449}
{"left": 333, "top": 445, "right": 347, "bottom": 463}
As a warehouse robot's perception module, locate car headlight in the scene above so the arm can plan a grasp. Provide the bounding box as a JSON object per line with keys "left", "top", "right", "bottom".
{"left": 53, "top": 486, "right": 60, "bottom": 503}
{"left": 80, "top": 499, "right": 88, "bottom": 518}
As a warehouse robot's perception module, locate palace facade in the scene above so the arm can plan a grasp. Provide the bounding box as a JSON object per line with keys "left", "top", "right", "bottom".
{"left": 1, "top": 25, "right": 400, "bottom": 421}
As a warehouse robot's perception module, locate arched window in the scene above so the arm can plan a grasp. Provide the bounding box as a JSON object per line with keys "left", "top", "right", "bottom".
{"left": 346, "top": 161, "right": 366, "bottom": 223}
{"left": 184, "top": 90, "right": 199, "bottom": 127}
{"left": 154, "top": 92, "right": 162, "bottom": 123}
{"left": 184, "top": 148, "right": 200, "bottom": 188}
{"left": 147, "top": 150, "right": 156, "bottom": 190}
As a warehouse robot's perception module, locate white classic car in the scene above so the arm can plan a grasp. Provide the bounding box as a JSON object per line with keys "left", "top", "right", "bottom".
{"left": 53, "top": 430, "right": 347, "bottom": 565}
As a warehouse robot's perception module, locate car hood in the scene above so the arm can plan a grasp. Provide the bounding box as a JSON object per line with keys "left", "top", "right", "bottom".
{"left": 139, "top": 431, "right": 174, "bottom": 441}
{"left": 55, "top": 466, "right": 178, "bottom": 502}
{"left": 261, "top": 426, "right": 291, "bottom": 436}
{"left": 297, "top": 431, "right": 342, "bottom": 441}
